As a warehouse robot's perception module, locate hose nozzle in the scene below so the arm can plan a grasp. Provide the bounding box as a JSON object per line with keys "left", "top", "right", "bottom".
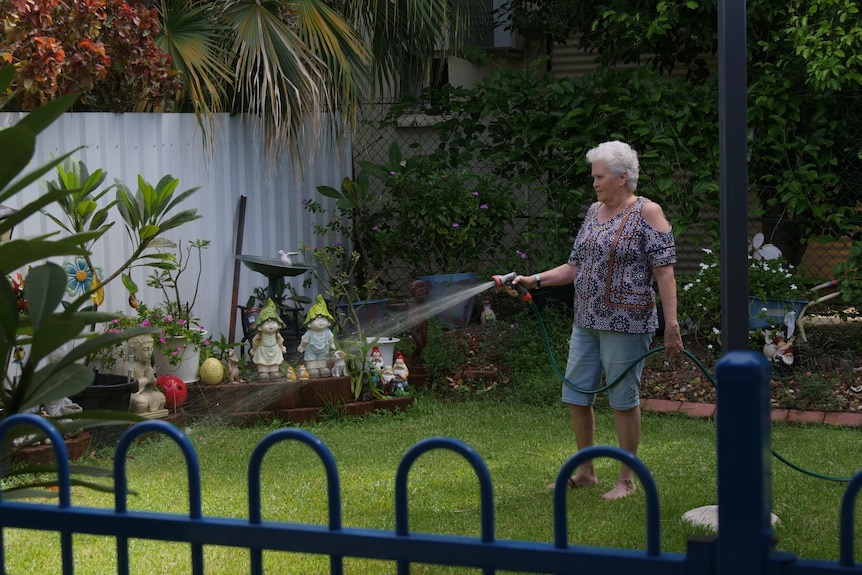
{"left": 491, "top": 272, "right": 532, "bottom": 303}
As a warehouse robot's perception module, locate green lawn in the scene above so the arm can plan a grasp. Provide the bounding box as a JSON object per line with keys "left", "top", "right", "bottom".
{"left": 3, "top": 395, "right": 861, "bottom": 574}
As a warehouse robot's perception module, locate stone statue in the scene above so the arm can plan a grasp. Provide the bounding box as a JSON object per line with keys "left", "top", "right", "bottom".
{"left": 297, "top": 294, "right": 337, "bottom": 378}
{"left": 226, "top": 348, "right": 242, "bottom": 383}
{"left": 251, "top": 299, "right": 287, "bottom": 381}
{"left": 128, "top": 334, "right": 168, "bottom": 418}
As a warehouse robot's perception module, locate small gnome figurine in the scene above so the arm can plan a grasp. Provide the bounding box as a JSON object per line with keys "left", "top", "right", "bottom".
{"left": 392, "top": 351, "right": 409, "bottom": 393}
{"left": 369, "top": 346, "right": 384, "bottom": 373}
{"left": 298, "top": 364, "right": 311, "bottom": 380}
{"left": 480, "top": 298, "right": 496, "bottom": 325}
{"left": 380, "top": 365, "right": 395, "bottom": 393}
{"left": 297, "top": 295, "right": 337, "bottom": 377}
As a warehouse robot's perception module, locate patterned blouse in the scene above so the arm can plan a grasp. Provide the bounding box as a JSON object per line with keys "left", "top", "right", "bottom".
{"left": 568, "top": 197, "right": 676, "bottom": 333}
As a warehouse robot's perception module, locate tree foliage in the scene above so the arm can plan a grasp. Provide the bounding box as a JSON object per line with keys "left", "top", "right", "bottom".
{"left": 498, "top": 0, "right": 861, "bottom": 266}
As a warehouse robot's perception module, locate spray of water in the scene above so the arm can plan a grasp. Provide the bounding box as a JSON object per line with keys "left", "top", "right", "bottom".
{"left": 186, "top": 280, "right": 501, "bottom": 418}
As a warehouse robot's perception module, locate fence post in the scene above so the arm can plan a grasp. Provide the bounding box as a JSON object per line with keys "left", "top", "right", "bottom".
{"left": 715, "top": 350, "right": 773, "bottom": 575}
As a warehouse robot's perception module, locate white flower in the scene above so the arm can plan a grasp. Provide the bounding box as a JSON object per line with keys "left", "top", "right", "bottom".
{"left": 707, "top": 344, "right": 714, "bottom": 350}
{"left": 683, "top": 283, "right": 693, "bottom": 291}
{"left": 790, "top": 284, "right": 797, "bottom": 290}
{"left": 712, "top": 327, "right": 720, "bottom": 334}
{"left": 702, "top": 248, "right": 713, "bottom": 254}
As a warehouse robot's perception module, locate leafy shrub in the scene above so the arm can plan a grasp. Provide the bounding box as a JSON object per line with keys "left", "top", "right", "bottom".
{"left": 2, "top": 0, "right": 181, "bottom": 111}
{"left": 677, "top": 244, "right": 808, "bottom": 349}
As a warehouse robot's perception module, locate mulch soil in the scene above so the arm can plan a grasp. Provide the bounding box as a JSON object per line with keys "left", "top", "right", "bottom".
{"left": 640, "top": 331, "right": 862, "bottom": 414}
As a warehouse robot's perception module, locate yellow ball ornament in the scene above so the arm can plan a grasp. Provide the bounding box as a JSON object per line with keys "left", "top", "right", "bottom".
{"left": 199, "top": 357, "right": 224, "bottom": 385}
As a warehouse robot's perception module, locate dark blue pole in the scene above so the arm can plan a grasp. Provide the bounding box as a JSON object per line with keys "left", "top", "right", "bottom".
{"left": 718, "top": 0, "right": 750, "bottom": 351}
{"left": 716, "top": 351, "right": 773, "bottom": 575}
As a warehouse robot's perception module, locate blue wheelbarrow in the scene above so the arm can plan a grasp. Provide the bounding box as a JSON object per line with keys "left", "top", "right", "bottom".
{"left": 748, "top": 280, "right": 841, "bottom": 342}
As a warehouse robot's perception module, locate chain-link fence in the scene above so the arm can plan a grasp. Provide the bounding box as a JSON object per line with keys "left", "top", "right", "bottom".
{"left": 353, "top": 98, "right": 862, "bottom": 338}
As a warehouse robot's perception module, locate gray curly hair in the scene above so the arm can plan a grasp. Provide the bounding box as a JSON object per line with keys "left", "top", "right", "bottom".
{"left": 586, "top": 140, "right": 640, "bottom": 192}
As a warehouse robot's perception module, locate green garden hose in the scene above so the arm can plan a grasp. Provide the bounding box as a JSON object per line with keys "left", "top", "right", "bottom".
{"left": 526, "top": 300, "right": 855, "bottom": 483}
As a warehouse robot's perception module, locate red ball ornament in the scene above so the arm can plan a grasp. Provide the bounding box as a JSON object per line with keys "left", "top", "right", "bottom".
{"left": 156, "top": 375, "right": 188, "bottom": 411}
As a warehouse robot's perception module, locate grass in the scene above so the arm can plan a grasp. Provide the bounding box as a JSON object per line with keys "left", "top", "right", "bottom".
{"left": 2, "top": 394, "right": 861, "bottom": 574}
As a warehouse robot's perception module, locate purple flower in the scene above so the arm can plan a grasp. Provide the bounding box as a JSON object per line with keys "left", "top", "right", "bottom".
{"left": 472, "top": 191, "right": 479, "bottom": 196}
{"left": 177, "top": 319, "right": 186, "bottom": 326}
{"left": 389, "top": 171, "right": 397, "bottom": 175}
{"left": 480, "top": 204, "right": 488, "bottom": 209}
{"left": 517, "top": 250, "right": 527, "bottom": 259}
{"left": 141, "top": 319, "right": 151, "bottom": 327}
{"left": 372, "top": 225, "right": 379, "bottom": 231}
{"left": 302, "top": 197, "right": 308, "bottom": 205}
{"left": 452, "top": 223, "right": 460, "bottom": 228}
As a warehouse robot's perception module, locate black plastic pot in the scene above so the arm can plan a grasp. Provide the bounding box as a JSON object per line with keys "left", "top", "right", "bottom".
{"left": 70, "top": 373, "right": 137, "bottom": 412}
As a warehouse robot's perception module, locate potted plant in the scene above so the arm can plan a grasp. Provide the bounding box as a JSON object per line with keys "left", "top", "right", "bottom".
{"left": 128, "top": 238, "right": 209, "bottom": 382}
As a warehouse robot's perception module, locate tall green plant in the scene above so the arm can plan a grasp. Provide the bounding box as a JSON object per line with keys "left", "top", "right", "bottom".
{"left": 1, "top": 67, "right": 154, "bottom": 492}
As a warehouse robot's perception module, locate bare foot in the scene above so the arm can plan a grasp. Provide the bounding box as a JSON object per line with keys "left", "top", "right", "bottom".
{"left": 603, "top": 478, "right": 637, "bottom": 500}
{"left": 547, "top": 471, "right": 599, "bottom": 490}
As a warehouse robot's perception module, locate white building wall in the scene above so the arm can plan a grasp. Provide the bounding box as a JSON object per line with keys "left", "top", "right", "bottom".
{"left": 2, "top": 112, "right": 350, "bottom": 343}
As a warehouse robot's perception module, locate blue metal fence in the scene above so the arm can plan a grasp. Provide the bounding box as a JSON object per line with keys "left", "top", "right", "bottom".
{"left": 1, "top": 351, "right": 860, "bottom": 575}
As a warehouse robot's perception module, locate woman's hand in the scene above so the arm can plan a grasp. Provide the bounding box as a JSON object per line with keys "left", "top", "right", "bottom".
{"left": 663, "top": 321, "right": 683, "bottom": 359}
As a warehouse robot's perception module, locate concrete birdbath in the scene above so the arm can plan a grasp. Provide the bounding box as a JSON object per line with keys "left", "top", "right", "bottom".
{"left": 236, "top": 255, "right": 315, "bottom": 302}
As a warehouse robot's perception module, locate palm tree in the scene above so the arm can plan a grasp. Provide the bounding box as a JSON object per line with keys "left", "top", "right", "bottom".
{"left": 152, "top": 0, "right": 475, "bottom": 169}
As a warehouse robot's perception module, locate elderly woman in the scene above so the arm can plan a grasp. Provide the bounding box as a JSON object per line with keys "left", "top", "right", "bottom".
{"left": 513, "top": 140, "right": 683, "bottom": 500}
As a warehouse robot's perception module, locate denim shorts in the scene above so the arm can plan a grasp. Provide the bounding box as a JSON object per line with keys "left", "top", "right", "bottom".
{"left": 561, "top": 325, "right": 654, "bottom": 410}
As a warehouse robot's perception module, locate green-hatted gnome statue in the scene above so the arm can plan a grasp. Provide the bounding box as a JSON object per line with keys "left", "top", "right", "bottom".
{"left": 297, "top": 295, "right": 337, "bottom": 377}
{"left": 252, "top": 299, "right": 287, "bottom": 380}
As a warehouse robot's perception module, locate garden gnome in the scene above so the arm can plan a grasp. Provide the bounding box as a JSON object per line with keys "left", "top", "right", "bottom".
{"left": 127, "top": 334, "right": 168, "bottom": 419}
{"left": 369, "top": 346, "right": 384, "bottom": 373}
{"left": 480, "top": 298, "right": 496, "bottom": 324}
{"left": 380, "top": 365, "right": 395, "bottom": 393}
{"left": 297, "top": 294, "right": 337, "bottom": 377}
{"left": 251, "top": 299, "right": 287, "bottom": 381}
{"left": 392, "top": 351, "right": 409, "bottom": 393}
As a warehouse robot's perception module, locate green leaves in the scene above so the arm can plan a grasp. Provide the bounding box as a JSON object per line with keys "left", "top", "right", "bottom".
{"left": 115, "top": 174, "right": 201, "bottom": 250}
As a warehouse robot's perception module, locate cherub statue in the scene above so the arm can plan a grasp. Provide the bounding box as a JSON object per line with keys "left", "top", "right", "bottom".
{"left": 251, "top": 299, "right": 287, "bottom": 380}
{"left": 128, "top": 334, "right": 168, "bottom": 418}
{"left": 297, "top": 295, "right": 337, "bottom": 377}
